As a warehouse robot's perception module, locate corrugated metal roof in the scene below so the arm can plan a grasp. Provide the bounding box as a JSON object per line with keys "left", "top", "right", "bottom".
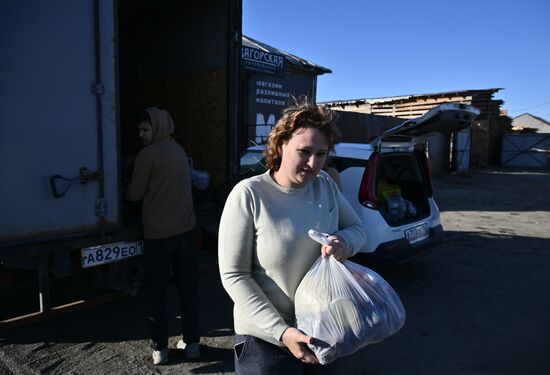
{"left": 242, "top": 35, "right": 331, "bottom": 75}
{"left": 318, "top": 88, "right": 503, "bottom": 106}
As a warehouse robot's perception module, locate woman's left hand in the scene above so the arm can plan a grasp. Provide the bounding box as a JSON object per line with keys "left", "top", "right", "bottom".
{"left": 321, "top": 235, "right": 348, "bottom": 262}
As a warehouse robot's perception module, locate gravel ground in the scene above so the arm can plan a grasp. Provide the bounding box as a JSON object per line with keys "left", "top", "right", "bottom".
{"left": 1, "top": 168, "right": 549, "bottom": 374}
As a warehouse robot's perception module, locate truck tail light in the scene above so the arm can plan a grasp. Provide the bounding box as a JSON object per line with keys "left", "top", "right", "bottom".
{"left": 358, "top": 152, "right": 380, "bottom": 208}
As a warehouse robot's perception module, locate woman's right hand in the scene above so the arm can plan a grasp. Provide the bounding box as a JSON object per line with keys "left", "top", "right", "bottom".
{"left": 281, "top": 327, "right": 319, "bottom": 364}
{"left": 321, "top": 235, "right": 348, "bottom": 262}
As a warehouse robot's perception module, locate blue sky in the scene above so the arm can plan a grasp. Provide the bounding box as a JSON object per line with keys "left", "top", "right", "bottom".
{"left": 243, "top": 0, "right": 550, "bottom": 121}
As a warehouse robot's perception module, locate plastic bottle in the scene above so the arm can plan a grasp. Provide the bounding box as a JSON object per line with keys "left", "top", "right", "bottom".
{"left": 387, "top": 193, "right": 404, "bottom": 222}
{"left": 404, "top": 200, "right": 417, "bottom": 217}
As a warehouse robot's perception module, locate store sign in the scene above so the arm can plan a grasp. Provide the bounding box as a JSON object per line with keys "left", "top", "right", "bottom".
{"left": 242, "top": 46, "right": 284, "bottom": 76}
{"left": 247, "top": 74, "right": 313, "bottom": 143}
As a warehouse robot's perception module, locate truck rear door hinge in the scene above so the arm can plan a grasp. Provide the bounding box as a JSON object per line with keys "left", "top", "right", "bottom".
{"left": 95, "top": 198, "right": 107, "bottom": 217}
{"left": 232, "top": 31, "right": 241, "bottom": 43}
{"left": 91, "top": 83, "right": 104, "bottom": 95}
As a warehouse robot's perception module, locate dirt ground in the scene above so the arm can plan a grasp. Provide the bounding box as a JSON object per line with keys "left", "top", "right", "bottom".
{"left": 1, "top": 168, "right": 549, "bottom": 374}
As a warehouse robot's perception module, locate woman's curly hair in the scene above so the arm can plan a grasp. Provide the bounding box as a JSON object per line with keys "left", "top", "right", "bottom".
{"left": 265, "top": 98, "right": 341, "bottom": 171}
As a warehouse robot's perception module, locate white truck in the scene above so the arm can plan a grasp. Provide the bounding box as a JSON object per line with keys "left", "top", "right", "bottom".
{"left": 0, "top": 0, "right": 242, "bottom": 326}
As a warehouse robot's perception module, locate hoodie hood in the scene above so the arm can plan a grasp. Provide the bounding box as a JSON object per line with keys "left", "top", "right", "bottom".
{"left": 145, "top": 107, "right": 174, "bottom": 143}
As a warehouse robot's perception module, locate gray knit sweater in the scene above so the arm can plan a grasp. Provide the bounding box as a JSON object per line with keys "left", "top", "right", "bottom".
{"left": 218, "top": 170, "right": 366, "bottom": 346}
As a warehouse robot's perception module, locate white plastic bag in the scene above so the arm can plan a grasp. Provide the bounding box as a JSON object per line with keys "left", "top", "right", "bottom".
{"left": 294, "top": 256, "right": 406, "bottom": 365}
{"left": 188, "top": 157, "right": 211, "bottom": 190}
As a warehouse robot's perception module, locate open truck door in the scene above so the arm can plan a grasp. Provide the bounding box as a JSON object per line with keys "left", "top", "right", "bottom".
{"left": 1, "top": 0, "right": 120, "bottom": 246}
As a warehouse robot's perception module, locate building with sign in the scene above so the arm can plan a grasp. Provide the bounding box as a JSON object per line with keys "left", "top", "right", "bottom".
{"left": 241, "top": 36, "right": 331, "bottom": 148}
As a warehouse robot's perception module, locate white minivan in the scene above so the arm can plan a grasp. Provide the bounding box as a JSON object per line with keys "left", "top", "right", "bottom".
{"left": 239, "top": 103, "right": 480, "bottom": 262}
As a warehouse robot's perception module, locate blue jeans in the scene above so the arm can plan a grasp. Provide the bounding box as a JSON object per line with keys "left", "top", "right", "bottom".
{"left": 144, "top": 231, "right": 199, "bottom": 350}
{"left": 234, "top": 335, "right": 344, "bottom": 375}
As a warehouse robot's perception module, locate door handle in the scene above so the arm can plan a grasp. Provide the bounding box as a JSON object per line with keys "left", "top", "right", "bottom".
{"left": 49, "top": 167, "right": 101, "bottom": 198}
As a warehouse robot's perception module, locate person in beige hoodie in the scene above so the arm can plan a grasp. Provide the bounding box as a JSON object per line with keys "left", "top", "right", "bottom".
{"left": 127, "top": 107, "right": 200, "bottom": 365}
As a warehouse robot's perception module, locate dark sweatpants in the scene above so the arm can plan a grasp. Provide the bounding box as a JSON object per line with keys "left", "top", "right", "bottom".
{"left": 144, "top": 231, "right": 199, "bottom": 350}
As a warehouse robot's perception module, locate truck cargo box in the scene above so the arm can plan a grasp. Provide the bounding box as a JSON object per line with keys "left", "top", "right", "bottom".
{"left": 0, "top": 0, "right": 241, "bottom": 324}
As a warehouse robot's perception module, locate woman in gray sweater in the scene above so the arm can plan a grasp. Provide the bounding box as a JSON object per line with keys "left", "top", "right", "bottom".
{"left": 218, "top": 100, "right": 366, "bottom": 374}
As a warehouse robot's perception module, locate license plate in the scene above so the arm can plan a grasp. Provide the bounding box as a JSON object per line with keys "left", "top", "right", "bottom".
{"left": 405, "top": 223, "right": 429, "bottom": 244}
{"left": 81, "top": 240, "right": 143, "bottom": 268}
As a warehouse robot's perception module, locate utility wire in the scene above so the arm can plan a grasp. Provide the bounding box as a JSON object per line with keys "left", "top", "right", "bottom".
{"left": 509, "top": 100, "right": 550, "bottom": 113}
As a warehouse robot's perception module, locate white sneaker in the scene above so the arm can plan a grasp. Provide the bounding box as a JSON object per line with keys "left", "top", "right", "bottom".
{"left": 177, "top": 340, "right": 200, "bottom": 359}
{"left": 176, "top": 339, "right": 187, "bottom": 350}
{"left": 152, "top": 348, "right": 169, "bottom": 365}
